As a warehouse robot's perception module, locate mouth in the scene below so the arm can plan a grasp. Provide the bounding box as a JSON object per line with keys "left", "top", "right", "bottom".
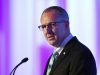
{"left": 47, "top": 36, "right": 55, "bottom": 40}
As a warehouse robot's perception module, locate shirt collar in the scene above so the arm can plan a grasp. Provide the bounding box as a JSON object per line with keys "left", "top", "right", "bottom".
{"left": 53, "top": 34, "right": 73, "bottom": 55}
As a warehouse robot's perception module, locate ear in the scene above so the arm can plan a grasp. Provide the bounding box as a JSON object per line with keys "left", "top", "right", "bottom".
{"left": 64, "top": 21, "right": 69, "bottom": 28}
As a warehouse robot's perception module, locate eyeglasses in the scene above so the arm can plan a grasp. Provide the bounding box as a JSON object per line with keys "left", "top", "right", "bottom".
{"left": 38, "top": 21, "right": 65, "bottom": 31}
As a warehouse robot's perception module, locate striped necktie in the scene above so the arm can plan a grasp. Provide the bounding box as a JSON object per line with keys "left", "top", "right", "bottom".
{"left": 46, "top": 52, "right": 59, "bottom": 75}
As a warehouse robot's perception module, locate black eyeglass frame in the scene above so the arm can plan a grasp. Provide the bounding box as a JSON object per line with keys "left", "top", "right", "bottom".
{"left": 38, "top": 21, "right": 67, "bottom": 31}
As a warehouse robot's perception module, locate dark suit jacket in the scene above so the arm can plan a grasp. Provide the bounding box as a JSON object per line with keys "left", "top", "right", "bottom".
{"left": 43, "top": 37, "right": 97, "bottom": 75}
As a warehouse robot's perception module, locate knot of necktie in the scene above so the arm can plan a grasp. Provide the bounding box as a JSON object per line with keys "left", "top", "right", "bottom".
{"left": 53, "top": 52, "right": 59, "bottom": 61}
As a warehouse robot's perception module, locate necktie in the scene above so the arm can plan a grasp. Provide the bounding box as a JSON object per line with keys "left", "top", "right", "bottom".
{"left": 46, "top": 52, "right": 59, "bottom": 75}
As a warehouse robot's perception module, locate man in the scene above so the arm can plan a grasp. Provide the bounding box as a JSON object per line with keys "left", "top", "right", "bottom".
{"left": 38, "top": 6, "right": 97, "bottom": 75}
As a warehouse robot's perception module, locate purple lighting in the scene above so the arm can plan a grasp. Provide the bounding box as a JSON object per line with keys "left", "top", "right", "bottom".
{"left": 0, "top": 0, "right": 99, "bottom": 75}
{"left": 96, "top": 0, "right": 100, "bottom": 71}
{"left": 39, "top": 44, "right": 53, "bottom": 75}
{"left": 0, "top": 0, "right": 11, "bottom": 74}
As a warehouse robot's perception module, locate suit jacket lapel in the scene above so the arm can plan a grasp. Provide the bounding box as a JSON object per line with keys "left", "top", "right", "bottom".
{"left": 49, "top": 48, "right": 70, "bottom": 75}
{"left": 49, "top": 37, "right": 77, "bottom": 75}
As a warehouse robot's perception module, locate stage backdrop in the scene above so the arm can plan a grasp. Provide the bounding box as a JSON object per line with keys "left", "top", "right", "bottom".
{"left": 0, "top": 0, "right": 100, "bottom": 75}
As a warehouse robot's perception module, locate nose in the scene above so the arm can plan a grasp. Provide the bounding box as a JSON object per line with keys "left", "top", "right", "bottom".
{"left": 45, "top": 26, "right": 52, "bottom": 34}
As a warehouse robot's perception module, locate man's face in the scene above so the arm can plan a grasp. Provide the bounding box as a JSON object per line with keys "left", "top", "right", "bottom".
{"left": 41, "top": 11, "right": 69, "bottom": 47}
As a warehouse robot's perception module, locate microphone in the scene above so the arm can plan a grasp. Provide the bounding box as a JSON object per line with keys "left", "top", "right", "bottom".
{"left": 10, "top": 57, "right": 29, "bottom": 75}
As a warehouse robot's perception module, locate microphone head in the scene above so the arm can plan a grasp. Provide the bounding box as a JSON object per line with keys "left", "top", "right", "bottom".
{"left": 10, "top": 57, "right": 29, "bottom": 75}
{"left": 21, "top": 57, "right": 29, "bottom": 63}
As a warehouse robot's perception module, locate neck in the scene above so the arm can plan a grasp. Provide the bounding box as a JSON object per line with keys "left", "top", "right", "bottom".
{"left": 54, "top": 33, "right": 71, "bottom": 48}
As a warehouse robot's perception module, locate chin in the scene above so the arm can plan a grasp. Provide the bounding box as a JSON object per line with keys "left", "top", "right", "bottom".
{"left": 48, "top": 41, "right": 58, "bottom": 47}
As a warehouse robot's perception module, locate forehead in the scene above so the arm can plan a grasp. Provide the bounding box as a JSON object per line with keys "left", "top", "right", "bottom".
{"left": 41, "top": 11, "right": 64, "bottom": 24}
